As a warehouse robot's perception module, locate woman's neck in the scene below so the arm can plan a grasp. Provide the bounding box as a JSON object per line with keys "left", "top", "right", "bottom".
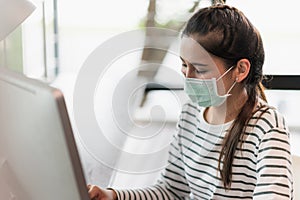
{"left": 204, "top": 88, "right": 248, "bottom": 125}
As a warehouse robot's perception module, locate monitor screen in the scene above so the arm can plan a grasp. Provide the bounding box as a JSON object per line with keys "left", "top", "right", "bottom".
{"left": 0, "top": 68, "right": 89, "bottom": 200}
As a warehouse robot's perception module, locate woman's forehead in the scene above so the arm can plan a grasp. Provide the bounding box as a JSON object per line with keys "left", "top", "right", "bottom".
{"left": 180, "top": 36, "right": 217, "bottom": 68}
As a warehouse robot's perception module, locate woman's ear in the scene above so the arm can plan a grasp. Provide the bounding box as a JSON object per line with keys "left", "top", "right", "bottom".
{"left": 235, "top": 59, "right": 250, "bottom": 82}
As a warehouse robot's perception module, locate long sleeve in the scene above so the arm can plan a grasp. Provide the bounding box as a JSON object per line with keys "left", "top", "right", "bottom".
{"left": 253, "top": 127, "right": 294, "bottom": 199}
{"left": 115, "top": 120, "right": 191, "bottom": 200}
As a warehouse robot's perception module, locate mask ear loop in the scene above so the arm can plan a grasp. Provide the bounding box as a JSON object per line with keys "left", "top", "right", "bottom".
{"left": 226, "top": 78, "right": 237, "bottom": 95}
{"left": 216, "top": 65, "right": 235, "bottom": 81}
{"left": 216, "top": 65, "right": 237, "bottom": 95}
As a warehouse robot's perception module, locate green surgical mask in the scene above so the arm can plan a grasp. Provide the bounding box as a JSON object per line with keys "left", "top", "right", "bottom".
{"left": 184, "top": 66, "right": 236, "bottom": 107}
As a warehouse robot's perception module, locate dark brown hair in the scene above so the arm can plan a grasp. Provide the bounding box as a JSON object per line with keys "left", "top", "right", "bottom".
{"left": 182, "top": 4, "right": 266, "bottom": 188}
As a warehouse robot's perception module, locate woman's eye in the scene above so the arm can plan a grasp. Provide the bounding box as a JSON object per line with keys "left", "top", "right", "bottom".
{"left": 182, "top": 63, "right": 187, "bottom": 67}
{"left": 196, "top": 70, "right": 207, "bottom": 74}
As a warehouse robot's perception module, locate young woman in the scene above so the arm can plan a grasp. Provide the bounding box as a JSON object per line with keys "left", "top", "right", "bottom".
{"left": 88, "top": 3, "right": 293, "bottom": 199}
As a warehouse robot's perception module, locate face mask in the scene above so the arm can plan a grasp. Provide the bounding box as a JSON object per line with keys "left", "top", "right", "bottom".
{"left": 184, "top": 66, "right": 236, "bottom": 107}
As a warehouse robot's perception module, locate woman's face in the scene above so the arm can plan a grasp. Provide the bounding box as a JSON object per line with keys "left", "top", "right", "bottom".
{"left": 180, "top": 36, "right": 236, "bottom": 96}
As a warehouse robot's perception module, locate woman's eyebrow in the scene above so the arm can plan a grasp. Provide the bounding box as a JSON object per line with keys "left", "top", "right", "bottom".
{"left": 180, "top": 56, "right": 208, "bottom": 67}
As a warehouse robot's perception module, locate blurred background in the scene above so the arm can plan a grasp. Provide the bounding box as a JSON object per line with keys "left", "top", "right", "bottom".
{"left": 1, "top": 0, "right": 299, "bottom": 194}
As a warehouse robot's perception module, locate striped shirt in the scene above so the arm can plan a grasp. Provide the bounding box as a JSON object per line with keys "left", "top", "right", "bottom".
{"left": 115, "top": 99, "right": 294, "bottom": 199}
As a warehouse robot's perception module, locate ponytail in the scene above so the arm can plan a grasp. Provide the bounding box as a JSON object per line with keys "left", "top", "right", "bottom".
{"left": 257, "top": 82, "right": 267, "bottom": 102}
{"left": 218, "top": 85, "right": 257, "bottom": 189}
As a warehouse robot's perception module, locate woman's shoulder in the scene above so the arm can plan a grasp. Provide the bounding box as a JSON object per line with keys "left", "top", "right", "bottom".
{"left": 181, "top": 101, "right": 202, "bottom": 115}
{"left": 250, "top": 98, "right": 288, "bottom": 131}
{"left": 177, "top": 101, "right": 204, "bottom": 125}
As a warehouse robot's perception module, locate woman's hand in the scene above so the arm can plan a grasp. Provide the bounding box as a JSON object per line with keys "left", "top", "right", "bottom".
{"left": 87, "top": 184, "right": 117, "bottom": 200}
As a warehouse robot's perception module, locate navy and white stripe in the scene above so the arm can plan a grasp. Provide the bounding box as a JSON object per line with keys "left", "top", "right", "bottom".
{"left": 115, "top": 99, "right": 293, "bottom": 199}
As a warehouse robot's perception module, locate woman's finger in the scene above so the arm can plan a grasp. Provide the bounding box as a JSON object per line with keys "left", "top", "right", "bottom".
{"left": 88, "top": 185, "right": 100, "bottom": 200}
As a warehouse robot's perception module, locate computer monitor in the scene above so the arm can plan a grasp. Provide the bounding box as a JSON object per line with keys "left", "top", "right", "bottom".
{"left": 0, "top": 68, "right": 90, "bottom": 200}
